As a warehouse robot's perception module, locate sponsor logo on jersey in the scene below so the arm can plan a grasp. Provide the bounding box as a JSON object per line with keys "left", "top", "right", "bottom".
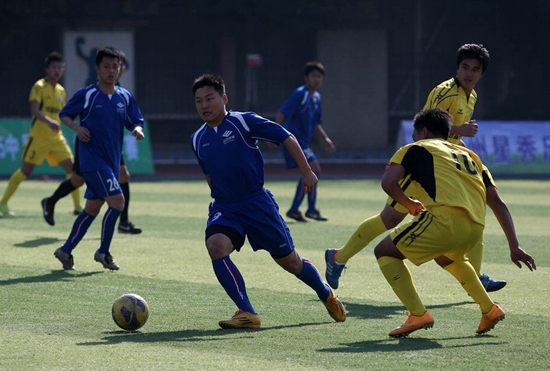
{"left": 222, "top": 130, "right": 235, "bottom": 145}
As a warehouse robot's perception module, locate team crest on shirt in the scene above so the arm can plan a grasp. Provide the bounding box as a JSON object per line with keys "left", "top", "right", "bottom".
{"left": 116, "top": 102, "right": 125, "bottom": 114}
{"left": 222, "top": 130, "right": 235, "bottom": 145}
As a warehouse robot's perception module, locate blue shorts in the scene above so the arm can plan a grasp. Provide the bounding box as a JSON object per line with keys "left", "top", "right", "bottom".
{"left": 206, "top": 188, "right": 295, "bottom": 259}
{"left": 82, "top": 169, "right": 122, "bottom": 200}
{"left": 283, "top": 145, "right": 316, "bottom": 169}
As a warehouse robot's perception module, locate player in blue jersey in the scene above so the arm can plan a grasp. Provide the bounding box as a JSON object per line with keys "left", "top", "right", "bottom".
{"left": 53, "top": 47, "right": 145, "bottom": 271}
{"left": 191, "top": 74, "right": 345, "bottom": 329}
{"left": 275, "top": 61, "right": 336, "bottom": 222}
{"left": 42, "top": 50, "right": 142, "bottom": 234}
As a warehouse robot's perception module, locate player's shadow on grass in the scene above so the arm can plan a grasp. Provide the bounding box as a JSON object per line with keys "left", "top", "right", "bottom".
{"left": 0, "top": 270, "right": 101, "bottom": 286}
{"left": 77, "top": 322, "right": 329, "bottom": 346}
{"left": 341, "top": 300, "right": 473, "bottom": 320}
{"left": 14, "top": 237, "right": 65, "bottom": 248}
{"left": 13, "top": 236, "right": 100, "bottom": 248}
{"left": 319, "top": 336, "right": 506, "bottom": 353}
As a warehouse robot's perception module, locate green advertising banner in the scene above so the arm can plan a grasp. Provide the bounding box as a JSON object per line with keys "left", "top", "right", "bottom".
{"left": 0, "top": 119, "right": 154, "bottom": 175}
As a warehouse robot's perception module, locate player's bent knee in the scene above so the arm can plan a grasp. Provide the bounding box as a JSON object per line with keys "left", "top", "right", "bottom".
{"left": 275, "top": 251, "right": 302, "bottom": 275}
{"left": 206, "top": 234, "right": 234, "bottom": 260}
{"left": 381, "top": 208, "right": 406, "bottom": 229}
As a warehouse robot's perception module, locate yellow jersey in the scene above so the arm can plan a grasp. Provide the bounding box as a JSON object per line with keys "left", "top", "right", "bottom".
{"left": 28, "top": 78, "right": 66, "bottom": 139}
{"left": 388, "top": 139, "right": 493, "bottom": 226}
{"left": 423, "top": 77, "right": 476, "bottom": 144}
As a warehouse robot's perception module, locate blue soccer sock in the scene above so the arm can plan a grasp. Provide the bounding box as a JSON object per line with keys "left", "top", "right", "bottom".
{"left": 296, "top": 257, "right": 331, "bottom": 301}
{"left": 61, "top": 211, "right": 96, "bottom": 253}
{"left": 289, "top": 178, "right": 306, "bottom": 212}
{"left": 212, "top": 256, "right": 256, "bottom": 314}
{"left": 98, "top": 207, "right": 122, "bottom": 254}
{"left": 306, "top": 172, "right": 319, "bottom": 212}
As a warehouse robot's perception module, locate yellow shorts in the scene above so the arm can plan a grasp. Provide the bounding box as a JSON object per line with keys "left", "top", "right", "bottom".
{"left": 390, "top": 206, "right": 484, "bottom": 266}
{"left": 22, "top": 134, "right": 73, "bottom": 167}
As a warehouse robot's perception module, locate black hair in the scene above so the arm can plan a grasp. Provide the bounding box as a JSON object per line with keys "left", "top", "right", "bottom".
{"left": 45, "top": 51, "right": 64, "bottom": 67}
{"left": 118, "top": 49, "right": 127, "bottom": 66}
{"left": 304, "top": 61, "right": 325, "bottom": 76}
{"left": 413, "top": 108, "right": 452, "bottom": 140}
{"left": 95, "top": 46, "right": 120, "bottom": 66}
{"left": 192, "top": 74, "right": 226, "bottom": 96}
{"left": 456, "top": 44, "right": 491, "bottom": 74}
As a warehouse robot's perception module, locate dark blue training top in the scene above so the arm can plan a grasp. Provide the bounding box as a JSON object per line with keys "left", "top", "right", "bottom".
{"left": 278, "top": 85, "right": 322, "bottom": 148}
{"left": 60, "top": 84, "right": 144, "bottom": 174}
{"left": 191, "top": 111, "right": 291, "bottom": 203}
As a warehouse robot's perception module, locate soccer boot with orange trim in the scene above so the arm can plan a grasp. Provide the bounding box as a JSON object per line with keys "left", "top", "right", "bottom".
{"left": 476, "top": 303, "right": 505, "bottom": 335}
{"left": 322, "top": 290, "right": 347, "bottom": 322}
{"left": 389, "top": 310, "right": 434, "bottom": 338}
{"left": 219, "top": 310, "right": 261, "bottom": 329}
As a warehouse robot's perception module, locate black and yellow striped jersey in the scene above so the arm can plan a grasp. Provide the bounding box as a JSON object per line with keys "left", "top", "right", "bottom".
{"left": 423, "top": 77, "right": 477, "bottom": 144}
{"left": 28, "top": 78, "right": 66, "bottom": 138}
{"left": 389, "top": 139, "right": 494, "bottom": 226}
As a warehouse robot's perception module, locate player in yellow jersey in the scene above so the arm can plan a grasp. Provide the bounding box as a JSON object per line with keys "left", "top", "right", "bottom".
{"left": 0, "top": 52, "right": 81, "bottom": 217}
{"left": 423, "top": 44, "right": 486, "bottom": 145}
{"left": 325, "top": 44, "right": 506, "bottom": 292}
{"left": 374, "top": 108, "right": 536, "bottom": 338}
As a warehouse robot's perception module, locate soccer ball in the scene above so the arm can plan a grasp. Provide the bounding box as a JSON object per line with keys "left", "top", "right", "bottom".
{"left": 111, "top": 293, "right": 149, "bottom": 331}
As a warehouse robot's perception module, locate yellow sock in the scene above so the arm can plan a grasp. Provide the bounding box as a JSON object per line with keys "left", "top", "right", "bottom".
{"left": 1, "top": 169, "right": 27, "bottom": 204}
{"left": 335, "top": 214, "right": 387, "bottom": 263}
{"left": 378, "top": 256, "right": 426, "bottom": 316}
{"left": 466, "top": 243, "right": 483, "bottom": 277}
{"left": 67, "top": 173, "right": 81, "bottom": 210}
{"left": 444, "top": 260, "right": 493, "bottom": 313}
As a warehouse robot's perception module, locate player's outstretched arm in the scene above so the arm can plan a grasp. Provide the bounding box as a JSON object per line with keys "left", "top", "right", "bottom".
{"left": 510, "top": 246, "right": 536, "bottom": 271}
{"left": 315, "top": 124, "right": 336, "bottom": 153}
{"left": 282, "top": 135, "right": 317, "bottom": 192}
{"left": 486, "top": 186, "right": 536, "bottom": 271}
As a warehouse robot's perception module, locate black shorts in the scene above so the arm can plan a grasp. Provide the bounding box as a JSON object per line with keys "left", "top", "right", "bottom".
{"left": 205, "top": 224, "right": 245, "bottom": 251}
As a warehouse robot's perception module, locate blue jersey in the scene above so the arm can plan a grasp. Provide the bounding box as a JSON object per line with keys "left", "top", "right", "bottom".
{"left": 60, "top": 84, "right": 144, "bottom": 174}
{"left": 279, "top": 85, "right": 322, "bottom": 147}
{"left": 191, "top": 111, "right": 291, "bottom": 203}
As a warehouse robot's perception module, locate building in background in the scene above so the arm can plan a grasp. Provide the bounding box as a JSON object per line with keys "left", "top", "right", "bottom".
{"left": 1, "top": 0, "right": 549, "bottom": 165}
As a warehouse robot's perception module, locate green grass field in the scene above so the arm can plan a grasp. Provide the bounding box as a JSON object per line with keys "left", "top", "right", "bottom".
{"left": 0, "top": 178, "right": 548, "bottom": 370}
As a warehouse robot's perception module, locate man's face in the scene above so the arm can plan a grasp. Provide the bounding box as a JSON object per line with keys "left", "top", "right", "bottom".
{"left": 194, "top": 85, "right": 228, "bottom": 125}
{"left": 95, "top": 57, "right": 120, "bottom": 85}
{"left": 456, "top": 58, "right": 483, "bottom": 92}
{"left": 304, "top": 70, "right": 324, "bottom": 91}
{"left": 45, "top": 61, "right": 65, "bottom": 82}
